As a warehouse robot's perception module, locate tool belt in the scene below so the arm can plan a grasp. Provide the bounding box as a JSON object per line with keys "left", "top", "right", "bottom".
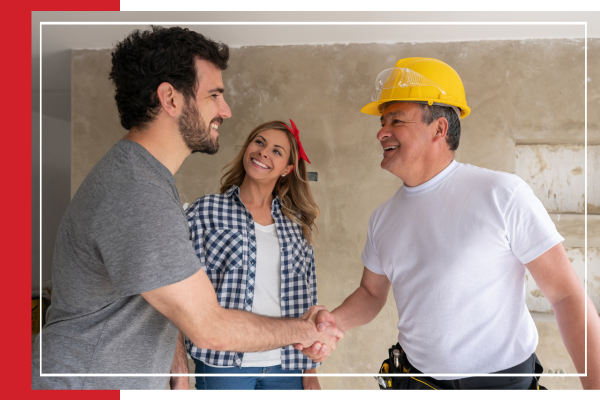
{"left": 376, "top": 343, "right": 547, "bottom": 390}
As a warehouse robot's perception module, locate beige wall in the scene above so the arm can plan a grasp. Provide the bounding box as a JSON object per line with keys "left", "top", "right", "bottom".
{"left": 72, "top": 38, "right": 598, "bottom": 389}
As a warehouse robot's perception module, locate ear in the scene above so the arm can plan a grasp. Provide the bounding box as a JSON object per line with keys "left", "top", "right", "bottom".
{"left": 156, "top": 82, "right": 182, "bottom": 118}
{"left": 283, "top": 164, "right": 295, "bottom": 176}
{"left": 432, "top": 117, "right": 449, "bottom": 143}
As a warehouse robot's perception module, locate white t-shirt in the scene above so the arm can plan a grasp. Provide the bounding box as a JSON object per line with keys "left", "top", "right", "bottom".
{"left": 361, "top": 161, "right": 563, "bottom": 378}
{"left": 241, "top": 222, "right": 283, "bottom": 367}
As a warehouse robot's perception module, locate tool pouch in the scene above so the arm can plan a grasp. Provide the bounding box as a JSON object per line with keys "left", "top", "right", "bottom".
{"left": 376, "top": 343, "right": 547, "bottom": 390}
{"left": 376, "top": 343, "right": 441, "bottom": 390}
{"left": 530, "top": 355, "right": 547, "bottom": 390}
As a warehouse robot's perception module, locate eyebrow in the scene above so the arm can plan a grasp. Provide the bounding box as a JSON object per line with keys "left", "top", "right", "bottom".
{"left": 208, "top": 87, "right": 224, "bottom": 94}
{"left": 380, "top": 110, "right": 406, "bottom": 123}
{"left": 256, "top": 135, "right": 287, "bottom": 154}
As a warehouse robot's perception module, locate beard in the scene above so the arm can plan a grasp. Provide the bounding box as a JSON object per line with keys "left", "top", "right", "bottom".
{"left": 177, "top": 98, "right": 221, "bottom": 154}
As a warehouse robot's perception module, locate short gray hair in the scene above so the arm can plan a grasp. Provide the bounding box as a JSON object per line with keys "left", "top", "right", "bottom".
{"left": 380, "top": 101, "right": 461, "bottom": 151}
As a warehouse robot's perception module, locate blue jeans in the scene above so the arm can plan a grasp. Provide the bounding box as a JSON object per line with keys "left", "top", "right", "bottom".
{"left": 193, "top": 359, "right": 303, "bottom": 390}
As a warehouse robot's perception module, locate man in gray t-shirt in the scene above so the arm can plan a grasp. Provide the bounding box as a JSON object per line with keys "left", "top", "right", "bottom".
{"left": 32, "top": 140, "right": 200, "bottom": 389}
{"left": 32, "top": 26, "right": 342, "bottom": 390}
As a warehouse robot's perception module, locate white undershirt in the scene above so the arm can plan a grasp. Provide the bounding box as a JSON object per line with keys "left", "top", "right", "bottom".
{"left": 241, "top": 222, "right": 283, "bottom": 367}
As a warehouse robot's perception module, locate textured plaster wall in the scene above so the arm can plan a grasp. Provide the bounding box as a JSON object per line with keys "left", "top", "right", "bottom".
{"left": 71, "top": 38, "right": 597, "bottom": 390}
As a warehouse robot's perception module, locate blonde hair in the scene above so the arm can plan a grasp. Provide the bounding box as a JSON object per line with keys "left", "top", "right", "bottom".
{"left": 220, "top": 121, "right": 319, "bottom": 245}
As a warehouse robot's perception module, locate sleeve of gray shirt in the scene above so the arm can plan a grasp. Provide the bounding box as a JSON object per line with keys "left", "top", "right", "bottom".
{"left": 91, "top": 181, "right": 201, "bottom": 296}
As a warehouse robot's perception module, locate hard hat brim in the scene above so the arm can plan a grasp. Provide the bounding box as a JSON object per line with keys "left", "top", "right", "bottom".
{"left": 360, "top": 98, "right": 471, "bottom": 119}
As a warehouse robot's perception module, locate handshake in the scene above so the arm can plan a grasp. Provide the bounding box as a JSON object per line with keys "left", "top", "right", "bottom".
{"left": 295, "top": 305, "right": 345, "bottom": 363}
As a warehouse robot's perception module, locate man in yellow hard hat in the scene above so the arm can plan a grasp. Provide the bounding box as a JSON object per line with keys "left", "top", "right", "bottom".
{"left": 296, "top": 57, "right": 600, "bottom": 389}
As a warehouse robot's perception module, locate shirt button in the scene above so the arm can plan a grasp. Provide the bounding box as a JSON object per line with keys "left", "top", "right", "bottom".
{"left": 251, "top": 260, "right": 255, "bottom": 266}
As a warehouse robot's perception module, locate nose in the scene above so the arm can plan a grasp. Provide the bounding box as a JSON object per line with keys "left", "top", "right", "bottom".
{"left": 219, "top": 96, "right": 232, "bottom": 119}
{"left": 376, "top": 123, "right": 392, "bottom": 142}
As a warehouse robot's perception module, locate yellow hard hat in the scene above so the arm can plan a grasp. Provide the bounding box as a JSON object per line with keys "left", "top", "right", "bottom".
{"left": 360, "top": 57, "right": 470, "bottom": 119}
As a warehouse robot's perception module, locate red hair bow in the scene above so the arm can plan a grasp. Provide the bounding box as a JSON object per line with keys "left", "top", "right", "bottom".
{"left": 281, "top": 119, "right": 311, "bottom": 164}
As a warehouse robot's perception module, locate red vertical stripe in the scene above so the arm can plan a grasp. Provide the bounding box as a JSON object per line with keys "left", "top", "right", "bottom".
{"left": 4, "top": 2, "right": 120, "bottom": 399}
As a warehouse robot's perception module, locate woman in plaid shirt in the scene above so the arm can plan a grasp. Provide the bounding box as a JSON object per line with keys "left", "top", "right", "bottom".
{"left": 185, "top": 120, "right": 322, "bottom": 390}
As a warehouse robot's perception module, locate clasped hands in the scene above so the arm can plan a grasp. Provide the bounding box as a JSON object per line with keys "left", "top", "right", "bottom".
{"left": 295, "top": 305, "right": 344, "bottom": 363}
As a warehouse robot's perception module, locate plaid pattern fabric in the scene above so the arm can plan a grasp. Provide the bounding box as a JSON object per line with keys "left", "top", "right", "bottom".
{"left": 185, "top": 185, "right": 320, "bottom": 370}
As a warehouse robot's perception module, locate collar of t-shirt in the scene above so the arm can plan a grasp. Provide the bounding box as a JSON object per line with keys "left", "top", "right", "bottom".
{"left": 402, "top": 160, "right": 460, "bottom": 196}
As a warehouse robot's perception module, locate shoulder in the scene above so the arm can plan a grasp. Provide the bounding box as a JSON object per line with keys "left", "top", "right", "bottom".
{"left": 454, "top": 163, "right": 527, "bottom": 195}
{"left": 92, "top": 181, "right": 185, "bottom": 235}
{"left": 103, "top": 181, "right": 178, "bottom": 210}
{"left": 96, "top": 181, "right": 182, "bottom": 219}
{"left": 94, "top": 141, "right": 180, "bottom": 201}
{"left": 186, "top": 193, "right": 232, "bottom": 217}
{"left": 457, "top": 163, "right": 523, "bottom": 186}
{"left": 447, "top": 163, "right": 536, "bottom": 216}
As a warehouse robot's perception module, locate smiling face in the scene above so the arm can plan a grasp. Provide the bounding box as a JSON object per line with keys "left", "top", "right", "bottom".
{"left": 243, "top": 129, "right": 295, "bottom": 185}
{"left": 376, "top": 102, "right": 440, "bottom": 181}
{"left": 178, "top": 59, "right": 232, "bottom": 154}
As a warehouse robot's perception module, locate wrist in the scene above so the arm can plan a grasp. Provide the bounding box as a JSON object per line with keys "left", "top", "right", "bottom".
{"left": 302, "top": 318, "right": 317, "bottom": 346}
{"left": 331, "top": 308, "right": 345, "bottom": 332}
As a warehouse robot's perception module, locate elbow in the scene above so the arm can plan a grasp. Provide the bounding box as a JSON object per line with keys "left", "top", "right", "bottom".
{"left": 370, "top": 290, "right": 388, "bottom": 312}
{"left": 202, "top": 327, "right": 233, "bottom": 352}
{"left": 187, "top": 312, "right": 233, "bottom": 352}
{"left": 188, "top": 330, "right": 231, "bottom": 352}
{"left": 549, "top": 288, "right": 586, "bottom": 309}
{"left": 195, "top": 336, "right": 230, "bottom": 352}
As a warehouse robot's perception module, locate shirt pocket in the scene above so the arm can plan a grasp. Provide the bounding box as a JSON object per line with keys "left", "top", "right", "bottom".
{"left": 282, "top": 239, "right": 312, "bottom": 317}
{"left": 202, "top": 230, "right": 244, "bottom": 297}
{"left": 284, "top": 239, "right": 308, "bottom": 277}
{"left": 203, "top": 229, "right": 244, "bottom": 270}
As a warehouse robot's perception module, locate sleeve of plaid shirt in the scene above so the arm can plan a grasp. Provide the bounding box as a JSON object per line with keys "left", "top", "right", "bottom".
{"left": 308, "top": 244, "right": 318, "bottom": 306}
{"left": 304, "top": 243, "right": 322, "bottom": 369}
{"left": 186, "top": 202, "right": 206, "bottom": 270}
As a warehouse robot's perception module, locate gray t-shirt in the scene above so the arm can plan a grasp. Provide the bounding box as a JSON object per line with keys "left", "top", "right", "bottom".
{"left": 32, "top": 140, "right": 201, "bottom": 390}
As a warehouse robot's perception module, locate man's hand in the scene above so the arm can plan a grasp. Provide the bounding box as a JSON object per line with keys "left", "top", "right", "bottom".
{"left": 169, "top": 376, "right": 190, "bottom": 390}
{"left": 295, "top": 308, "right": 344, "bottom": 362}
{"left": 294, "top": 268, "right": 390, "bottom": 362}
{"left": 169, "top": 330, "right": 190, "bottom": 390}
{"left": 302, "top": 368, "right": 321, "bottom": 390}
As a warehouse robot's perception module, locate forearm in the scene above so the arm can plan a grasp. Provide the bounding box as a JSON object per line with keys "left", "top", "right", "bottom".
{"left": 142, "top": 269, "right": 335, "bottom": 355}
{"left": 553, "top": 294, "right": 600, "bottom": 389}
{"left": 332, "top": 285, "right": 387, "bottom": 333}
{"left": 193, "top": 309, "right": 315, "bottom": 353}
{"left": 527, "top": 244, "right": 600, "bottom": 389}
{"left": 169, "top": 331, "right": 189, "bottom": 390}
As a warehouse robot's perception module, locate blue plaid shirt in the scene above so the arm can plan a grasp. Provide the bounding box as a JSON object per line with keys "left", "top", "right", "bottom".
{"left": 185, "top": 185, "right": 320, "bottom": 370}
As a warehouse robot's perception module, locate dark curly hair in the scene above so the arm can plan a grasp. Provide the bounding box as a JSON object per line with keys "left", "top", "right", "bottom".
{"left": 109, "top": 26, "right": 229, "bottom": 130}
